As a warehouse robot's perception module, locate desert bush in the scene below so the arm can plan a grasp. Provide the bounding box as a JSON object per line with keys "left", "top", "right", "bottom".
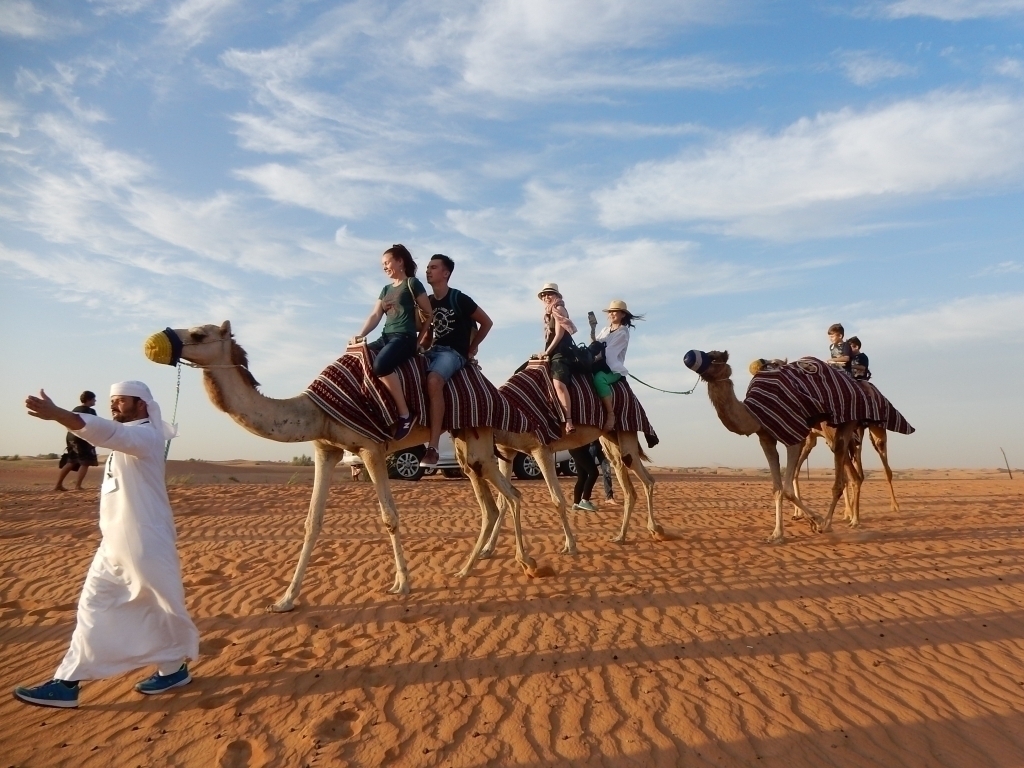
{"left": 291, "top": 454, "right": 313, "bottom": 466}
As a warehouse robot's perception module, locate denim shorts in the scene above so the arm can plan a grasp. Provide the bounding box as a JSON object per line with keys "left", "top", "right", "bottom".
{"left": 424, "top": 345, "right": 467, "bottom": 382}
{"left": 367, "top": 332, "right": 417, "bottom": 376}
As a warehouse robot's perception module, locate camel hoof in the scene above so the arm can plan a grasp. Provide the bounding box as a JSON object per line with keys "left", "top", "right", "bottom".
{"left": 610, "top": 535, "right": 627, "bottom": 545}
{"left": 266, "top": 600, "right": 295, "bottom": 613}
{"left": 525, "top": 563, "right": 556, "bottom": 578}
{"left": 818, "top": 523, "right": 832, "bottom": 533}
{"left": 765, "top": 534, "right": 785, "bottom": 544}
{"left": 791, "top": 511, "right": 804, "bottom": 520}
{"left": 650, "top": 523, "right": 665, "bottom": 537}
{"left": 848, "top": 520, "right": 860, "bottom": 529}
{"left": 386, "top": 580, "right": 410, "bottom": 595}
{"left": 560, "top": 543, "right": 578, "bottom": 555}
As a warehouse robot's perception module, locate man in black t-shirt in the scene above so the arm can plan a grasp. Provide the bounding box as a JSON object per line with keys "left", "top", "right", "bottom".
{"left": 55, "top": 390, "right": 99, "bottom": 491}
{"left": 420, "top": 254, "right": 494, "bottom": 468}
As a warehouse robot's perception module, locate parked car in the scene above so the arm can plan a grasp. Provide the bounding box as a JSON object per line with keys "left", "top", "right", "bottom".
{"left": 341, "top": 433, "right": 463, "bottom": 482}
{"left": 342, "top": 435, "right": 577, "bottom": 482}
{"left": 512, "top": 450, "right": 576, "bottom": 481}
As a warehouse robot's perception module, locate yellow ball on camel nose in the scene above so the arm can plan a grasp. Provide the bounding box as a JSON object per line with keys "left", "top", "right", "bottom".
{"left": 144, "top": 331, "right": 173, "bottom": 365}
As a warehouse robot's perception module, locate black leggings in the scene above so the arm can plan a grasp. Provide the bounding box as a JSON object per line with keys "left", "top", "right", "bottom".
{"left": 569, "top": 445, "right": 599, "bottom": 504}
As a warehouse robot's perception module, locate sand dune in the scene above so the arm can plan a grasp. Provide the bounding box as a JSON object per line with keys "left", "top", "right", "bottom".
{"left": 2, "top": 459, "right": 1024, "bottom": 766}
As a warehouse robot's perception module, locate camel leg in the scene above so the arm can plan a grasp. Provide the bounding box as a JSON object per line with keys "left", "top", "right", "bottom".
{"left": 362, "top": 448, "right": 411, "bottom": 595}
{"left": 456, "top": 459, "right": 503, "bottom": 577}
{"left": 760, "top": 434, "right": 787, "bottom": 543}
{"left": 845, "top": 450, "right": 863, "bottom": 528}
{"left": 869, "top": 425, "right": 900, "bottom": 513}
{"left": 480, "top": 453, "right": 514, "bottom": 559}
{"left": 534, "top": 448, "right": 577, "bottom": 555}
{"left": 269, "top": 442, "right": 343, "bottom": 612}
{"left": 603, "top": 437, "right": 637, "bottom": 543}
{"left": 820, "top": 424, "right": 856, "bottom": 533}
{"left": 791, "top": 433, "right": 817, "bottom": 520}
{"left": 475, "top": 450, "right": 534, "bottom": 574}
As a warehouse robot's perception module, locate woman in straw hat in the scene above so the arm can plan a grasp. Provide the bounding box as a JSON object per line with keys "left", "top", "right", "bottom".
{"left": 538, "top": 283, "right": 580, "bottom": 434}
{"left": 594, "top": 299, "right": 642, "bottom": 431}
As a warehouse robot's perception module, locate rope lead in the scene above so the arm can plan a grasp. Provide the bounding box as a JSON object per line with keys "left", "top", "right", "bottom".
{"left": 627, "top": 373, "right": 700, "bottom": 396}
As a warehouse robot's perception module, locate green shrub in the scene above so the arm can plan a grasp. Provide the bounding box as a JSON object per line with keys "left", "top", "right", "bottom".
{"left": 291, "top": 454, "right": 313, "bottom": 466}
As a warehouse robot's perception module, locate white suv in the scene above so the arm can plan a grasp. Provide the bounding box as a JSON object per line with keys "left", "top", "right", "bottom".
{"left": 342, "top": 433, "right": 576, "bottom": 482}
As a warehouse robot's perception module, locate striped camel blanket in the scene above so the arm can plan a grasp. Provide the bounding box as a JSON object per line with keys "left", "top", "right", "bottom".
{"left": 744, "top": 357, "right": 915, "bottom": 446}
{"left": 305, "top": 344, "right": 533, "bottom": 442}
{"left": 499, "top": 359, "right": 660, "bottom": 447}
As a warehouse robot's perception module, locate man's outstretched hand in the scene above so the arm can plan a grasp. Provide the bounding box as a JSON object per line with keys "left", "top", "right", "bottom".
{"left": 26, "top": 390, "right": 85, "bottom": 430}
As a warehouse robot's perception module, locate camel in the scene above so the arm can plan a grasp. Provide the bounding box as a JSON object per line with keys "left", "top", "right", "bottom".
{"left": 684, "top": 350, "right": 858, "bottom": 543}
{"left": 156, "top": 321, "right": 535, "bottom": 611}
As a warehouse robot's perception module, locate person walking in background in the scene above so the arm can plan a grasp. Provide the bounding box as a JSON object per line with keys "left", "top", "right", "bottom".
{"left": 54, "top": 390, "right": 98, "bottom": 491}
{"left": 14, "top": 382, "right": 199, "bottom": 709}
{"left": 594, "top": 300, "right": 642, "bottom": 432}
{"left": 351, "top": 245, "right": 433, "bottom": 440}
{"left": 591, "top": 439, "right": 614, "bottom": 501}
{"left": 568, "top": 442, "right": 600, "bottom": 512}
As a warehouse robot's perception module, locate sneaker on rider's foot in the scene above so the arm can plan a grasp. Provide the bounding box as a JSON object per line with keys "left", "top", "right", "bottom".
{"left": 393, "top": 415, "right": 414, "bottom": 441}
{"left": 420, "top": 447, "right": 440, "bottom": 468}
{"left": 577, "top": 499, "right": 598, "bottom": 512}
{"left": 14, "top": 679, "right": 79, "bottom": 708}
{"left": 134, "top": 664, "right": 191, "bottom": 695}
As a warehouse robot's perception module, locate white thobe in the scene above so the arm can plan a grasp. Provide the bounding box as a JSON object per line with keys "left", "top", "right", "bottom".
{"left": 54, "top": 415, "right": 199, "bottom": 681}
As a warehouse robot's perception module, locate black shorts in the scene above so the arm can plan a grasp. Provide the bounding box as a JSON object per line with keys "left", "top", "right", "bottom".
{"left": 61, "top": 435, "right": 98, "bottom": 470}
{"left": 549, "top": 353, "right": 572, "bottom": 384}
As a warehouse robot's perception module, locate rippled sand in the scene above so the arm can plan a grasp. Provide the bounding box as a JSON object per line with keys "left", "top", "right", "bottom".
{"left": 2, "top": 459, "right": 1024, "bottom": 767}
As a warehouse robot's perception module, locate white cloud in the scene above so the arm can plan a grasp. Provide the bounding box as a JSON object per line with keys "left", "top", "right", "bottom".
{"left": 551, "top": 121, "right": 708, "bottom": 139}
{"left": 0, "top": 0, "right": 54, "bottom": 38}
{"left": 162, "top": 0, "right": 240, "bottom": 47}
{"left": 595, "top": 89, "right": 1024, "bottom": 238}
{"left": 881, "top": 0, "right": 1024, "bottom": 20}
{"left": 974, "top": 260, "right": 1024, "bottom": 276}
{"left": 836, "top": 50, "right": 917, "bottom": 86}
{"left": 0, "top": 95, "right": 21, "bottom": 137}
{"left": 995, "top": 58, "right": 1024, "bottom": 79}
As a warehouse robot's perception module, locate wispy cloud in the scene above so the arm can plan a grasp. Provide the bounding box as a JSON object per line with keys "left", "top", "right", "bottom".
{"left": 879, "top": 0, "right": 1024, "bottom": 20}
{"left": 974, "top": 260, "right": 1024, "bottom": 276}
{"left": 551, "top": 121, "right": 708, "bottom": 139}
{"left": 162, "top": 0, "right": 241, "bottom": 47}
{"left": 836, "top": 50, "right": 917, "bottom": 86}
{"left": 995, "top": 58, "right": 1024, "bottom": 79}
{"left": 594, "top": 89, "right": 1024, "bottom": 239}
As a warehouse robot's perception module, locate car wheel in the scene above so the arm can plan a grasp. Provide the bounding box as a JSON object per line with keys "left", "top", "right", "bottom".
{"left": 387, "top": 449, "right": 425, "bottom": 481}
{"left": 558, "top": 458, "right": 577, "bottom": 476}
{"left": 513, "top": 453, "right": 543, "bottom": 480}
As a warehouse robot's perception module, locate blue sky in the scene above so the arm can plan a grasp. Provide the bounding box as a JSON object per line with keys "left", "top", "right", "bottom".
{"left": 2, "top": 0, "right": 1023, "bottom": 469}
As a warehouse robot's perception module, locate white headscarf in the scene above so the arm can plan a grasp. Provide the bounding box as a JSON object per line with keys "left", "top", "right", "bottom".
{"left": 110, "top": 381, "right": 178, "bottom": 440}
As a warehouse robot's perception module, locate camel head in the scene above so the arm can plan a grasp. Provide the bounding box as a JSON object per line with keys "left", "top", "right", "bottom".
{"left": 144, "top": 321, "right": 259, "bottom": 389}
{"left": 684, "top": 349, "right": 732, "bottom": 382}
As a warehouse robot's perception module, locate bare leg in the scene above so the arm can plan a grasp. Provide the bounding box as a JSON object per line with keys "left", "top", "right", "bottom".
{"left": 54, "top": 464, "right": 74, "bottom": 491}
{"left": 73, "top": 464, "right": 90, "bottom": 490}
{"left": 551, "top": 379, "right": 574, "bottom": 432}
{"left": 380, "top": 372, "right": 410, "bottom": 418}
{"left": 269, "top": 443, "right": 344, "bottom": 612}
{"left": 600, "top": 395, "right": 615, "bottom": 432}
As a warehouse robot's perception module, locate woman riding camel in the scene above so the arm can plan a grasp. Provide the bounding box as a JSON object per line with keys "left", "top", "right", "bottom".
{"left": 538, "top": 282, "right": 580, "bottom": 434}
{"left": 594, "top": 299, "right": 641, "bottom": 432}
{"left": 352, "top": 245, "right": 432, "bottom": 440}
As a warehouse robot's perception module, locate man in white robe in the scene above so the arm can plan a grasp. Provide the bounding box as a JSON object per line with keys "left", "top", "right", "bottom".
{"left": 14, "top": 381, "right": 200, "bottom": 708}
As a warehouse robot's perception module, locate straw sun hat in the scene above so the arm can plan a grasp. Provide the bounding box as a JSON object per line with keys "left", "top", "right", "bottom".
{"left": 537, "top": 282, "right": 562, "bottom": 299}
{"left": 603, "top": 299, "right": 630, "bottom": 314}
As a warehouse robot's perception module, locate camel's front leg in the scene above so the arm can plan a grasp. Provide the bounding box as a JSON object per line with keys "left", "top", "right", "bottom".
{"left": 269, "top": 443, "right": 343, "bottom": 612}
{"left": 870, "top": 425, "right": 900, "bottom": 513}
{"left": 845, "top": 444, "right": 864, "bottom": 528}
{"left": 475, "top": 451, "right": 535, "bottom": 574}
{"left": 760, "top": 435, "right": 786, "bottom": 543}
{"left": 362, "top": 449, "right": 410, "bottom": 595}
{"left": 602, "top": 437, "right": 636, "bottom": 543}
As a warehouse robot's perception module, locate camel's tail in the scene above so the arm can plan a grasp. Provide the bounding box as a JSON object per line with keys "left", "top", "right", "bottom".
{"left": 638, "top": 446, "right": 651, "bottom": 463}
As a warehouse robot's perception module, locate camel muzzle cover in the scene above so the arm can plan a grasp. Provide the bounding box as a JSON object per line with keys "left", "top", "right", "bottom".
{"left": 144, "top": 328, "right": 184, "bottom": 367}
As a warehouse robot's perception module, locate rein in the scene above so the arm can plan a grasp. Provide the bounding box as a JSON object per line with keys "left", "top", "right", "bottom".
{"left": 627, "top": 373, "right": 700, "bottom": 396}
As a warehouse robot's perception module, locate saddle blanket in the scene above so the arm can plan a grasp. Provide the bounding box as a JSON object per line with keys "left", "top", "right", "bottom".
{"left": 499, "top": 360, "right": 660, "bottom": 447}
{"left": 305, "top": 344, "right": 532, "bottom": 442}
{"left": 744, "top": 357, "right": 915, "bottom": 446}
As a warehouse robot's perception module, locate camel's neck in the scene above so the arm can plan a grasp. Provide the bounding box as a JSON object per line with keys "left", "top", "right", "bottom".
{"left": 203, "top": 366, "right": 324, "bottom": 444}
{"left": 706, "top": 378, "right": 762, "bottom": 436}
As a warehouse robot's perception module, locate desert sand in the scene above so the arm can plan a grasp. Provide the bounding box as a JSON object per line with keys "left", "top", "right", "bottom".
{"left": 2, "top": 457, "right": 1024, "bottom": 767}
